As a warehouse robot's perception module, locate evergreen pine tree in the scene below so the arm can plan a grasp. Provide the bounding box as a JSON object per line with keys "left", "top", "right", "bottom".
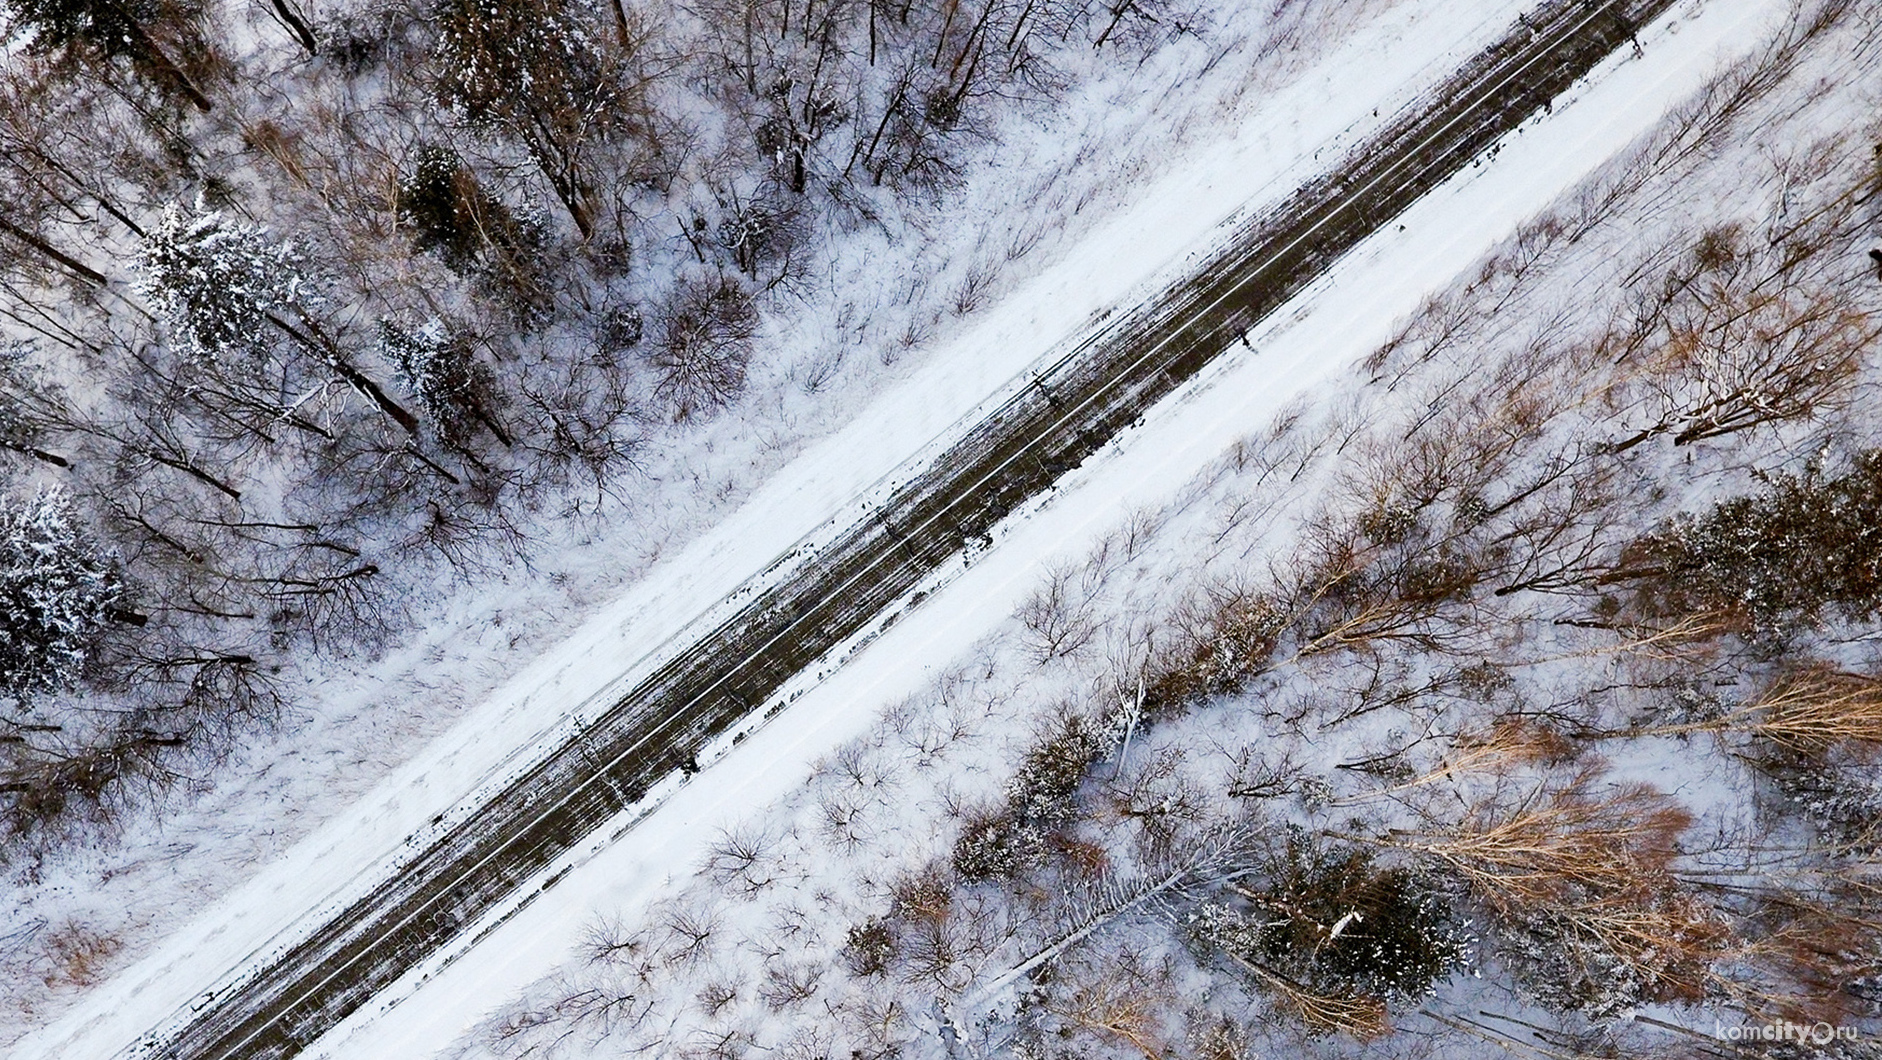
{"left": 8, "top": 0, "right": 212, "bottom": 109}
{"left": 0, "top": 487, "right": 118, "bottom": 705}
{"left": 378, "top": 318, "right": 507, "bottom": 446}
{"left": 133, "top": 204, "right": 309, "bottom": 361}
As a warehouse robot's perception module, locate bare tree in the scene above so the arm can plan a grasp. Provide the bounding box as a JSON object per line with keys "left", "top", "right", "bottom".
{"left": 1606, "top": 227, "right": 1877, "bottom": 453}
{"left": 648, "top": 276, "right": 758, "bottom": 419}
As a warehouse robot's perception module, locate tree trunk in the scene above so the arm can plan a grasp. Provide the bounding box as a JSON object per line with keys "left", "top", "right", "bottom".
{"left": 1, "top": 440, "right": 70, "bottom": 468}
{"left": 267, "top": 313, "right": 421, "bottom": 436}
{"left": 610, "top": 0, "right": 633, "bottom": 50}
{"left": 122, "top": 21, "right": 214, "bottom": 113}
{"left": 0, "top": 215, "right": 107, "bottom": 285}
{"left": 268, "top": 0, "right": 320, "bottom": 55}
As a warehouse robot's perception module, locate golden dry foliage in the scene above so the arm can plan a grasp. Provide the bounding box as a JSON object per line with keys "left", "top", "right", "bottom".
{"left": 1712, "top": 852, "right": 1882, "bottom": 1022}
{"left": 1744, "top": 902, "right": 1877, "bottom": 1021}
{"left": 1344, "top": 719, "right": 1578, "bottom": 806}
{"left": 1604, "top": 225, "right": 1879, "bottom": 452}
{"left": 1227, "top": 954, "right": 1390, "bottom": 1039}
{"left": 1372, "top": 772, "right": 1742, "bottom": 1005}
{"left": 1616, "top": 665, "right": 1882, "bottom": 754}
{"left": 40, "top": 921, "right": 120, "bottom": 989}
{"left": 1567, "top": 892, "right": 1735, "bottom": 1004}
{"left": 1046, "top": 970, "right": 1170, "bottom": 1060}
{"left": 1719, "top": 667, "right": 1882, "bottom": 754}
{"left": 1405, "top": 773, "right": 1691, "bottom": 907}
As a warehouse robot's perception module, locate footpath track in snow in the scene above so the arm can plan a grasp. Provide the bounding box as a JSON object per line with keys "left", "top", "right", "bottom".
{"left": 136, "top": 1, "right": 1672, "bottom": 1056}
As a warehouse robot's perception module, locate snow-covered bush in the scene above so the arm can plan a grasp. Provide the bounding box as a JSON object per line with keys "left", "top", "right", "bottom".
{"left": 648, "top": 277, "right": 758, "bottom": 420}
{"left": 377, "top": 318, "right": 506, "bottom": 447}
{"left": 0, "top": 487, "right": 118, "bottom": 705}
{"left": 1495, "top": 906, "right": 1658, "bottom": 1019}
{"left": 1192, "top": 838, "right": 1470, "bottom": 1005}
{"left": 1628, "top": 450, "right": 1882, "bottom": 629}
{"left": 133, "top": 205, "right": 308, "bottom": 361}
{"left": 1763, "top": 746, "right": 1882, "bottom": 848}
{"left": 952, "top": 805, "right": 1049, "bottom": 882}
{"left": 715, "top": 192, "right": 806, "bottom": 283}
{"left": 595, "top": 303, "right": 644, "bottom": 351}
{"left": 1143, "top": 590, "right": 1285, "bottom": 713}
{"left": 839, "top": 918, "right": 895, "bottom": 977}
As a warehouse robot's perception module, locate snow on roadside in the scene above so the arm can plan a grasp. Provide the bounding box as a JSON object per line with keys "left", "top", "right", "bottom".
{"left": 295, "top": 1, "right": 1803, "bottom": 1055}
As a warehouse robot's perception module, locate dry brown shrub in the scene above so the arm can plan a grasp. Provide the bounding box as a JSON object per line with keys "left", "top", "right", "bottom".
{"left": 1048, "top": 833, "right": 1111, "bottom": 879}
{"left": 889, "top": 868, "right": 953, "bottom": 924}
{"left": 40, "top": 921, "right": 120, "bottom": 989}
{"left": 1714, "top": 667, "right": 1882, "bottom": 754}
{"left": 1044, "top": 952, "right": 1177, "bottom": 1059}
{"left": 1016, "top": 564, "right": 1099, "bottom": 663}
{"left": 756, "top": 958, "right": 820, "bottom": 1010}
{"left": 1226, "top": 954, "right": 1389, "bottom": 1039}
{"left": 1395, "top": 772, "right": 1690, "bottom": 907}
{"left": 1452, "top": 718, "right": 1579, "bottom": 766}
{"left": 1341, "top": 718, "right": 1578, "bottom": 805}
{"left": 1737, "top": 893, "right": 1882, "bottom": 1022}
{"left": 1612, "top": 665, "right": 1882, "bottom": 755}
{"left": 242, "top": 119, "right": 311, "bottom": 188}
{"left": 1604, "top": 228, "right": 1877, "bottom": 452}
{"left": 1362, "top": 772, "right": 1748, "bottom": 1007}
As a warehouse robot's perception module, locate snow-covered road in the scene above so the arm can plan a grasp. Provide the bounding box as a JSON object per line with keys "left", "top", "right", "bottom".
{"left": 11, "top": 0, "right": 1787, "bottom": 1056}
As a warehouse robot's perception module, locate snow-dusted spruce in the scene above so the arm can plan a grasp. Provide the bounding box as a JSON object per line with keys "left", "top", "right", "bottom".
{"left": 133, "top": 205, "right": 310, "bottom": 363}
{"left": 0, "top": 487, "right": 117, "bottom": 706}
{"left": 135, "top": 203, "right": 418, "bottom": 434}
{"left": 378, "top": 319, "right": 511, "bottom": 448}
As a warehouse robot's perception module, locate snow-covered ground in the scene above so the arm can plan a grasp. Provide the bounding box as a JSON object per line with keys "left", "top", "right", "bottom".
{"left": 408, "top": 0, "right": 1882, "bottom": 1051}
{"left": 12, "top": 0, "right": 1843, "bottom": 1053}
{"left": 270, "top": 0, "right": 1786, "bottom": 1055}
{"left": 0, "top": 0, "right": 1412, "bottom": 1044}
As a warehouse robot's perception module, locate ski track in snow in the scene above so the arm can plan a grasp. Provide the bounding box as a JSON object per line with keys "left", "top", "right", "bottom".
{"left": 11, "top": 0, "right": 1784, "bottom": 1056}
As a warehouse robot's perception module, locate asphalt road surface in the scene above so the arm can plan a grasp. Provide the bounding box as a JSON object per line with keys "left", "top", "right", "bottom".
{"left": 142, "top": 1, "right": 1677, "bottom": 1055}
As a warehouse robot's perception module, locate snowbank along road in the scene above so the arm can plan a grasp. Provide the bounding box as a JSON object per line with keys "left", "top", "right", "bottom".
{"left": 134, "top": 0, "right": 1676, "bottom": 1056}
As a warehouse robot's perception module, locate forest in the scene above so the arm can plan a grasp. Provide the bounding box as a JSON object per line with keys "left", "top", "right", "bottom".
{"left": 0, "top": 0, "right": 1184, "bottom": 848}
{"left": 469, "top": 3, "right": 1882, "bottom": 1056}
{"left": 12, "top": 0, "right": 1882, "bottom": 1056}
